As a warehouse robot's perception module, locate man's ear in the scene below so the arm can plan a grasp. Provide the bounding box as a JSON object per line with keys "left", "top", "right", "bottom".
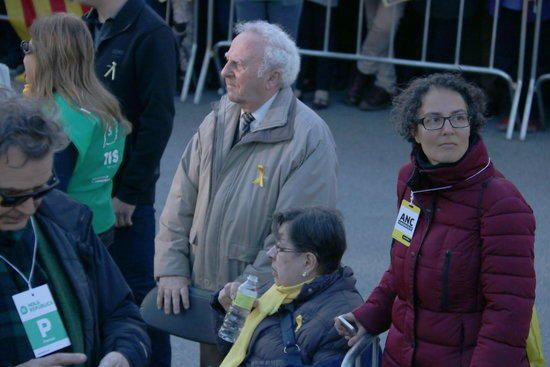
{"left": 266, "top": 70, "right": 282, "bottom": 91}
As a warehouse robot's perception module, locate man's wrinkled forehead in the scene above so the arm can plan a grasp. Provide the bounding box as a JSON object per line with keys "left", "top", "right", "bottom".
{"left": 228, "top": 33, "right": 264, "bottom": 62}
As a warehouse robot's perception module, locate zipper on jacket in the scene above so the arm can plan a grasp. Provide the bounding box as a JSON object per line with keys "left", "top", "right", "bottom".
{"left": 441, "top": 250, "right": 452, "bottom": 311}
{"left": 411, "top": 195, "right": 436, "bottom": 365}
{"left": 459, "top": 321, "right": 465, "bottom": 356}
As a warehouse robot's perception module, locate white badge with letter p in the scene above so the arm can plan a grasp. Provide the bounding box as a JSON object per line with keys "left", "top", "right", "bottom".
{"left": 392, "top": 200, "right": 421, "bottom": 247}
{"left": 12, "top": 284, "right": 71, "bottom": 357}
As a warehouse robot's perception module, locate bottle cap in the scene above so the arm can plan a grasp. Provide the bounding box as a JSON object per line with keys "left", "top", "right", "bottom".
{"left": 247, "top": 275, "right": 259, "bottom": 284}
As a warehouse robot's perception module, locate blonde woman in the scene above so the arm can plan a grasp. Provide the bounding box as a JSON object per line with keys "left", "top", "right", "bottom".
{"left": 23, "top": 13, "right": 130, "bottom": 246}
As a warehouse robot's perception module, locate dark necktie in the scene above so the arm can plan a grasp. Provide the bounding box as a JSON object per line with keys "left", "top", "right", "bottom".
{"left": 240, "top": 112, "right": 255, "bottom": 139}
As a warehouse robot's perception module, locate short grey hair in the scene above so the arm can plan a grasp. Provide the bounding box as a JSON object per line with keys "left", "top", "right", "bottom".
{"left": 235, "top": 21, "right": 301, "bottom": 88}
{"left": 0, "top": 89, "right": 68, "bottom": 162}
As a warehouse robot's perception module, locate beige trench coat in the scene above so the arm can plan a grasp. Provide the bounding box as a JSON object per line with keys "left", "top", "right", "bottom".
{"left": 154, "top": 87, "right": 338, "bottom": 290}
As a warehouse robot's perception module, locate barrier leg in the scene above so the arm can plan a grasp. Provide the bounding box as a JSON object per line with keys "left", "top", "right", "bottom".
{"left": 180, "top": 0, "right": 199, "bottom": 102}
{"left": 506, "top": 81, "right": 522, "bottom": 139}
{"left": 193, "top": 0, "right": 214, "bottom": 104}
{"left": 520, "top": 79, "right": 536, "bottom": 140}
{"left": 536, "top": 79, "right": 546, "bottom": 130}
{"left": 180, "top": 43, "right": 197, "bottom": 102}
{"left": 506, "top": 0, "right": 529, "bottom": 140}
{"left": 194, "top": 49, "right": 213, "bottom": 104}
{"left": 519, "top": 0, "right": 543, "bottom": 140}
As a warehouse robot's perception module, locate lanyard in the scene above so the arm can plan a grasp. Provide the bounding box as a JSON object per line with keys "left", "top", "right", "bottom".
{"left": 0, "top": 217, "right": 38, "bottom": 290}
{"left": 410, "top": 158, "right": 492, "bottom": 204}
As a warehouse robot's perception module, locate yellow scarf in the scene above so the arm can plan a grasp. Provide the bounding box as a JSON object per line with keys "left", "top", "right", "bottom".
{"left": 220, "top": 280, "right": 311, "bottom": 367}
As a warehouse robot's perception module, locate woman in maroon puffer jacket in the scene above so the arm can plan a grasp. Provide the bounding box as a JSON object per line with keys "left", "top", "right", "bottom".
{"left": 335, "top": 73, "right": 536, "bottom": 367}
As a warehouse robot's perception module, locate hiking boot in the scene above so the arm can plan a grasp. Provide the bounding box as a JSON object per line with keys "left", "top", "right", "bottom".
{"left": 347, "top": 73, "right": 373, "bottom": 105}
{"left": 359, "top": 84, "right": 391, "bottom": 111}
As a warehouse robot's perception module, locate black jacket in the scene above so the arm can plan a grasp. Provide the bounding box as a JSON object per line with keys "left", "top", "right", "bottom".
{"left": 34, "top": 191, "right": 151, "bottom": 366}
{"left": 84, "top": 0, "right": 176, "bottom": 206}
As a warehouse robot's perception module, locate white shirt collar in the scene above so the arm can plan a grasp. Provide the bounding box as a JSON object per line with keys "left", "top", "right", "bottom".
{"left": 241, "top": 91, "right": 279, "bottom": 131}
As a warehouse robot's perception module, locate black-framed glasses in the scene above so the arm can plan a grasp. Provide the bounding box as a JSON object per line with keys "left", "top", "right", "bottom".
{"left": 20, "top": 40, "right": 33, "bottom": 55}
{"left": 0, "top": 174, "right": 59, "bottom": 208}
{"left": 417, "top": 113, "right": 470, "bottom": 131}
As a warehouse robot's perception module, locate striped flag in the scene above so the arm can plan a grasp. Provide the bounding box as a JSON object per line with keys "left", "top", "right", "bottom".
{"left": 5, "top": 0, "right": 91, "bottom": 40}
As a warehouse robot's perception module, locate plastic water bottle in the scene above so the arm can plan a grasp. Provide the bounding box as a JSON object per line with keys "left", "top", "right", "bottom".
{"left": 218, "top": 275, "right": 259, "bottom": 343}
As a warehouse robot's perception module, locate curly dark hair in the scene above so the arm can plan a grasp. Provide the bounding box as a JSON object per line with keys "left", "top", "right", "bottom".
{"left": 391, "top": 73, "right": 487, "bottom": 143}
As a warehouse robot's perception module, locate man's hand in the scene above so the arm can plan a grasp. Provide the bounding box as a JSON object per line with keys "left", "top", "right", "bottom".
{"left": 218, "top": 281, "right": 242, "bottom": 312}
{"left": 98, "top": 352, "right": 129, "bottom": 367}
{"left": 16, "top": 353, "right": 87, "bottom": 366}
{"left": 157, "top": 276, "right": 191, "bottom": 314}
{"left": 334, "top": 312, "right": 366, "bottom": 347}
{"left": 113, "top": 197, "right": 136, "bottom": 228}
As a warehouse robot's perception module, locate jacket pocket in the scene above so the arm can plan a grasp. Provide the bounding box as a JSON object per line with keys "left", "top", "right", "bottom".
{"left": 441, "top": 250, "right": 452, "bottom": 311}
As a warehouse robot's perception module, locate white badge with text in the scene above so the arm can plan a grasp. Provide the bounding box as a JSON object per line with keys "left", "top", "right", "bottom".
{"left": 392, "top": 200, "right": 421, "bottom": 247}
{"left": 12, "top": 284, "right": 71, "bottom": 358}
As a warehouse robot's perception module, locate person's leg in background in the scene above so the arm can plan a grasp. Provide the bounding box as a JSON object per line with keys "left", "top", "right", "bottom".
{"left": 235, "top": 0, "right": 267, "bottom": 23}
{"left": 310, "top": 1, "right": 336, "bottom": 109}
{"left": 296, "top": 1, "right": 315, "bottom": 100}
{"left": 266, "top": 0, "right": 304, "bottom": 41}
{"left": 356, "top": 0, "right": 403, "bottom": 111}
{"left": 109, "top": 206, "right": 172, "bottom": 367}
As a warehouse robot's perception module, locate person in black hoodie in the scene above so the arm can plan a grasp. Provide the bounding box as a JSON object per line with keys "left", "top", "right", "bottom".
{"left": 81, "top": 0, "right": 177, "bottom": 366}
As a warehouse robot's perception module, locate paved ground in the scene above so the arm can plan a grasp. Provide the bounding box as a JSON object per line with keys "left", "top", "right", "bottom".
{"left": 155, "top": 92, "right": 550, "bottom": 366}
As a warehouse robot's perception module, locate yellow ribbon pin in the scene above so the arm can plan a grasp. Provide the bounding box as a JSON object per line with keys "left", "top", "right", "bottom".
{"left": 295, "top": 314, "right": 303, "bottom": 332}
{"left": 252, "top": 165, "right": 265, "bottom": 187}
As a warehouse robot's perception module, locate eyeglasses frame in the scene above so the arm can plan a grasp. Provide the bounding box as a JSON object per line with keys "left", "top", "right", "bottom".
{"left": 417, "top": 113, "right": 471, "bottom": 131}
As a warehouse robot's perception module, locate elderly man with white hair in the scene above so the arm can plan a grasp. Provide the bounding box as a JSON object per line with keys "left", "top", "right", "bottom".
{"left": 154, "top": 20, "right": 338, "bottom": 365}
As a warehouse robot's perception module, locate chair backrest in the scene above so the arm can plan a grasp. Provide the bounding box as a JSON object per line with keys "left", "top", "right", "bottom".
{"left": 0, "top": 64, "right": 11, "bottom": 89}
{"left": 140, "top": 286, "right": 219, "bottom": 344}
{"left": 341, "top": 334, "right": 382, "bottom": 367}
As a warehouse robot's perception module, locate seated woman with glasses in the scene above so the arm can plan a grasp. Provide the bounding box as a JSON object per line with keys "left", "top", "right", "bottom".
{"left": 336, "top": 73, "right": 536, "bottom": 366}
{"left": 22, "top": 13, "right": 131, "bottom": 247}
{"left": 213, "top": 207, "right": 363, "bottom": 367}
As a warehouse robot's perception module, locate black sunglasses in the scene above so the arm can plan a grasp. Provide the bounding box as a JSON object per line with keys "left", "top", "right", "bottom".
{"left": 0, "top": 175, "right": 59, "bottom": 208}
{"left": 20, "top": 40, "right": 33, "bottom": 55}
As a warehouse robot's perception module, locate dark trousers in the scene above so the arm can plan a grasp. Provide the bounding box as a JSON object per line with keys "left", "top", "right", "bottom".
{"left": 297, "top": 1, "right": 336, "bottom": 91}
{"left": 109, "top": 205, "right": 172, "bottom": 367}
{"left": 235, "top": 0, "right": 304, "bottom": 40}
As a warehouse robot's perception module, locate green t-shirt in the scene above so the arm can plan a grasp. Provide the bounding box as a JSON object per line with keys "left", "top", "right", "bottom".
{"left": 55, "top": 94, "right": 125, "bottom": 233}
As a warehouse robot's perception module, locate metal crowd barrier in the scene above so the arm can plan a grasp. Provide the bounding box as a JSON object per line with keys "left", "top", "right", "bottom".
{"left": 192, "top": 0, "right": 542, "bottom": 140}
{"left": 340, "top": 333, "right": 380, "bottom": 367}
{"left": 520, "top": 0, "right": 547, "bottom": 140}
{"left": 167, "top": 0, "right": 200, "bottom": 103}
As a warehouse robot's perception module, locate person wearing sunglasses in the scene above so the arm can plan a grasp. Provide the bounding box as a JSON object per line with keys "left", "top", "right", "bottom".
{"left": 335, "top": 73, "right": 536, "bottom": 366}
{"left": 0, "top": 91, "right": 150, "bottom": 367}
{"left": 22, "top": 13, "right": 130, "bottom": 248}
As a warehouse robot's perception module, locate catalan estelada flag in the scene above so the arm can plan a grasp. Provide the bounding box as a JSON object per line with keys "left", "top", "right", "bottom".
{"left": 5, "top": 0, "right": 91, "bottom": 40}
